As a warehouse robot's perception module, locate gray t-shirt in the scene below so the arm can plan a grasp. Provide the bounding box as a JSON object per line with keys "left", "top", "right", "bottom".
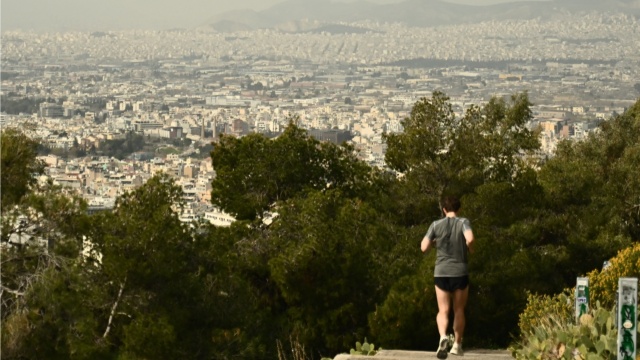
{"left": 425, "top": 216, "right": 472, "bottom": 277}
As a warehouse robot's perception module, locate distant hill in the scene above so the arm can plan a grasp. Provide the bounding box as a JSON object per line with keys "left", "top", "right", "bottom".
{"left": 4, "top": 0, "right": 639, "bottom": 32}
{"left": 203, "top": 0, "right": 640, "bottom": 31}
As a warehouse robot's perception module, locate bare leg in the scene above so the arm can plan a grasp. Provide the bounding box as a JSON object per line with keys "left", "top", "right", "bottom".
{"left": 435, "top": 285, "right": 452, "bottom": 338}
{"left": 452, "top": 286, "right": 469, "bottom": 345}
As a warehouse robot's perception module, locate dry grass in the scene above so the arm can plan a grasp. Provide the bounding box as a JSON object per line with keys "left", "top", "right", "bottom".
{"left": 276, "top": 335, "right": 313, "bottom": 360}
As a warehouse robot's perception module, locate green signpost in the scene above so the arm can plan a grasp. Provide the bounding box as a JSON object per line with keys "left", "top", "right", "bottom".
{"left": 575, "top": 277, "right": 589, "bottom": 323}
{"left": 617, "top": 277, "right": 637, "bottom": 360}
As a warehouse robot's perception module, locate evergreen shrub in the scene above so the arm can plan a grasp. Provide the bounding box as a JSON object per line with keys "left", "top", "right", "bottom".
{"left": 515, "top": 243, "right": 640, "bottom": 359}
{"left": 587, "top": 243, "right": 640, "bottom": 308}
{"left": 518, "top": 289, "right": 574, "bottom": 337}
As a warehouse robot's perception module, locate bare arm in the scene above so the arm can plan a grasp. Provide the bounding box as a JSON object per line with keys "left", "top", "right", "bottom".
{"left": 421, "top": 236, "right": 434, "bottom": 253}
{"left": 464, "top": 229, "right": 475, "bottom": 254}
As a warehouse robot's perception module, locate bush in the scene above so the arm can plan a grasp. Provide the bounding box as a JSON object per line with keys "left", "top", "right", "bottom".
{"left": 588, "top": 243, "right": 640, "bottom": 309}
{"left": 512, "top": 304, "right": 618, "bottom": 360}
{"left": 518, "top": 243, "right": 640, "bottom": 336}
{"left": 368, "top": 261, "right": 438, "bottom": 350}
{"left": 515, "top": 243, "right": 640, "bottom": 360}
{"left": 518, "top": 289, "right": 574, "bottom": 337}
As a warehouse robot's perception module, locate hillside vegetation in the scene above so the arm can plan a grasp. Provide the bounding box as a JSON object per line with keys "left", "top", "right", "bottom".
{"left": 2, "top": 92, "right": 639, "bottom": 359}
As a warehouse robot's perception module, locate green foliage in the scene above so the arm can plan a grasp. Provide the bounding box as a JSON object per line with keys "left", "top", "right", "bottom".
{"left": 518, "top": 290, "right": 574, "bottom": 337}
{"left": 5, "top": 94, "right": 640, "bottom": 359}
{"left": 1, "top": 129, "right": 45, "bottom": 210}
{"left": 157, "top": 146, "right": 179, "bottom": 155}
{"left": 470, "top": 96, "right": 640, "bottom": 349}
{"left": 199, "top": 223, "right": 270, "bottom": 359}
{"left": 0, "top": 176, "right": 104, "bottom": 358}
{"left": 96, "top": 132, "right": 145, "bottom": 159}
{"left": 535, "top": 101, "right": 640, "bottom": 279}
{"left": 0, "top": 96, "right": 46, "bottom": 115}
{"left": 350, "top": 338, "right": 377, "bottom": 356}
{"left": 2, "top": 174, "right": 264, "bottom": 359}
{"left": 121, "top": 314, "right": 177, "bottom": 359}
{"left": 1, "top": 131, "right": 91, "bottom": 358}
{"left": 91, "top": 173, "right": 188, "bottom": 283}
{"left": 265, "top": 189, "right": 401, "bottom": 354}
{"left": 587, "top": 243, "right": 640, "bottom": 309}
{"left": 458, "top": 171, "right": 570, "bottom": 347}
{"left": 512, "top": 305, "right": 618, "bottom": 360}
{"left": 515, "top": 243, "right": 640, "bottom": 359}
{"left": 210, "top": 121, "right": 374, "bottom": 221}
{"left": 1, "top": 258, "right": 109, "bottom": 359}
{"left": 207, "top": 122, "right": 419, "bottom": 355}
{"left": 374, "top": 92, "right": 545, "bottom": 349}
{"left": 368, "top": 260, "right": 438, "bottom": 350}
{"left": 87, "top": 173, "right": 248, "bottom": 358}
{"left": 384, "top": 91, "right": 539, "bottom": 212}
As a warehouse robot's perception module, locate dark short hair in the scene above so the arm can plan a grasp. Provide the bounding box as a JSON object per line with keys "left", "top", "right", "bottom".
{"left": 441, "top": 195, "right": 461, "bottom": 213}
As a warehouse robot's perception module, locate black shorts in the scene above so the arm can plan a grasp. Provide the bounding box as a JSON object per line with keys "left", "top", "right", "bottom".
{"left": 435, "top": 275, "right": 469, "bottom": 292}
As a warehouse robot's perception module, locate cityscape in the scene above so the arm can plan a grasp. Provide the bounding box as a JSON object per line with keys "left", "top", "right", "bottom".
{"left": 2, "top": 3, "right": 640, "bottom": 226}
{"left": 3, "top": 0, "right": 640, "bottom": 358}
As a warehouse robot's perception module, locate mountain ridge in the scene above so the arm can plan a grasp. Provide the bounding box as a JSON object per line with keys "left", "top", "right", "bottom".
{"left": 203, "top": 0, "right": 640, "bottom": 32}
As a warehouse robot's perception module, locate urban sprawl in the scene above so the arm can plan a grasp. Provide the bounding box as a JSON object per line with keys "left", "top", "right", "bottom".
{"left": 2, "top": 12, "right": 640, "bottom": 225}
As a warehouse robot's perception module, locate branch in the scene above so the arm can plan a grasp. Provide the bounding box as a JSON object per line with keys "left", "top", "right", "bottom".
{"left": 1, "top": 285, "right": 25, "bottom": 297}
{"left": 102, "top": 276, "right": 126, "bottom": 339}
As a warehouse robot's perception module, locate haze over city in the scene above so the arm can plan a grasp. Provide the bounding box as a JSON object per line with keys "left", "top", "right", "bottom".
{"left": 2, "top": 0, "right": 552, "bottom": 31}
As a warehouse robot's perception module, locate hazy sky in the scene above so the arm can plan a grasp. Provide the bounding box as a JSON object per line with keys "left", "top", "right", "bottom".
{"left": 1, "top": 0, "right": 551, "bottom": 31}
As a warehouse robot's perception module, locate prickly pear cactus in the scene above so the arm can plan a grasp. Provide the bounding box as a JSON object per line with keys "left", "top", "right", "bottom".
{"left": 350, "top": 337, "right": 377, "bottom": 356}
{"left": 512, "top": 304, "right": 618, "bottom": 359}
